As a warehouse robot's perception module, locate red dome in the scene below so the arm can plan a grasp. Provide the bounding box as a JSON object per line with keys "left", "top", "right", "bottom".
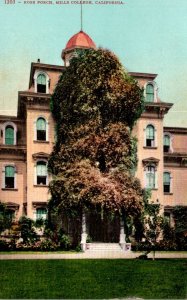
{"left": 65, "top": 30, "right": 96, "bottom": 50}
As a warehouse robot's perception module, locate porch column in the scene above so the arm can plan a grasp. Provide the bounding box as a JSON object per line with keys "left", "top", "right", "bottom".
{"left": 80, "top": 211, "right": 87, "bottom": 251}
{"left": 119, "top": 217, "right": 126, "bottom": 250}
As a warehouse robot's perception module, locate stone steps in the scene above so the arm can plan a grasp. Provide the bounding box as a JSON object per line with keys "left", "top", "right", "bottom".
{"left": 86, "top": 243, "right": 123, "bottom": 251}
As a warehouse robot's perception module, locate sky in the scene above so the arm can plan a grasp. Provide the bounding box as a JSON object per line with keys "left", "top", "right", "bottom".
{"left": 0, "top": 0, "right": 187, "bottom": 127}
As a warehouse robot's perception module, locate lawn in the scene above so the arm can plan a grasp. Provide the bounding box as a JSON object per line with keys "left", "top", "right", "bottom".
{"left": 0, "top": 259, "right": 186, "bottom": 299}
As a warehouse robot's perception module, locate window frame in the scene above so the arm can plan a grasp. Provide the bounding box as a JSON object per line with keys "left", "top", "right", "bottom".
{"left": 2, "top": 164, "right": 17, "bottom": 189}
{"left": 36, "top": 207, "right": 47, "bottom": 220}
{"left": 2, "top": 122, "right": 17, "bottom": 145}
{"left": 34, "top": 160, "right": 48, "bottom": 186}
{"left": 145, "top": 124, "right": 156, "bottom": 147}
{"left": 34, "top": 71, "right": 49, "bottom": 94}
{"left": 163, "top": 133, "right": 173, "bottom": 153}
{"left": 34, "top": 116, "right": 49, "bottom": 142}
{"left": 145, "top": 165, "right": 156, "bottom": 189}
{"left": 163, "top": 171, "right": 171, "bottom": 193}
{"left": 144, "top": 81, "right": 158, "bottom": 103}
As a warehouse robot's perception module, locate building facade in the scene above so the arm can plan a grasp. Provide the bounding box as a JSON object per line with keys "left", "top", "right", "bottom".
{"left": 0, "top": 30, "right": 187, "bottom": 230}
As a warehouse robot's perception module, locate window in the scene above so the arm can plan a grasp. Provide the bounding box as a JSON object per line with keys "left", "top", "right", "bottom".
{"left": 36, "top": 161, "right": 47, "bottom": 185}
{"left": 163, "top": 172, "right": 170, "bottom": 193}
{"left": 163, "top": 135, "right": 170, "bottom": 152}
{"left": 37, "top": 74, "right": 46, "bottom": 93}
{"left": 5, "top": 166, "right": 15, "bottom": 188}
{"left": 146, "top": 166, "right": 156, "bottom": 189}
{"left": 146, "top": 83, "right": 154, "bottom": 102}
{"left": 36, "top": 208, "right": 47, "bottom": 220}
{"left": 5, "top": 209, "right": 15, "bottom": 221}
{"left": 36, "top": 118, "right": 46, "bottom": 141}
{"left": 5, "top": 126, "right": 14, "bottom": 145}
{"left": 146, "top": 125, "right": 155, "bottom": 147}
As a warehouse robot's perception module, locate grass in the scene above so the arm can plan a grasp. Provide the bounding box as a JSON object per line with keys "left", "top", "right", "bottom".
{"left": 0, "top": 259, "right": 187, "bottom": 299}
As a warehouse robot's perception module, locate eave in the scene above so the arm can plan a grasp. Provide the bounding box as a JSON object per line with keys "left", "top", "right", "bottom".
{"left": 129, "top": 72, "right": 157, "bottom": 80}
{"left": 29, "top": 62, "right": 65, "bottom": 89}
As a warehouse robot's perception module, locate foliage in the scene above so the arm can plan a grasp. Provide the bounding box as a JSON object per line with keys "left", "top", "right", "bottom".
{"left": 59, "top": 234, "right": 71, "bottom": 250}
{"left": 48, "top": 48, "right": 145, "bottom": 222}
{"left": 51, "top": 48, "right": 144, "bottom": 130}
{"left": 165, "top": 206, "right": 187, "bottom": 250}
{"left": 18, "top": 217, "right": 37, "bottom": 244}
{"left": 0, "top": 202, "right": 13, "bottom": 234}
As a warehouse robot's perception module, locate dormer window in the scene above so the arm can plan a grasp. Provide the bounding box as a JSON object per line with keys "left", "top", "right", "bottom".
{"left": 145, "top": 83, "right": 154, "bottom": 102}
{"left": 36, "top": 118, "right": 46, "bottom": 141}
{"left": 163, "top": 134, "right": 170, "bottom": 152}
{"left": 34, "top": 71, "right": 49, "bottom": 94}
{"left": 37, "top": 74, "right": 46, "bottom": 93}
{"left": 146, "top": 125, "right": 155, "bottom": 147}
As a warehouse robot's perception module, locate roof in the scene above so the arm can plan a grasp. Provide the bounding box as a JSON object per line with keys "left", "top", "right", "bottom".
{"left": 129, "top": 72, "right": 157, "bottom": 80}
{"left": 65, "top": 30, "right": 96, "bottom": 50}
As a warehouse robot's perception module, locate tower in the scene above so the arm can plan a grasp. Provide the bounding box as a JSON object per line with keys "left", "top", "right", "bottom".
{"left": 61, "top": 30, "right": 96, "bottom": 66}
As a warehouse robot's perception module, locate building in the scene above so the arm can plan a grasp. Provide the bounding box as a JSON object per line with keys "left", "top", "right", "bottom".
{"left": 0, "top": 30, "right": 187, "bottom": 236}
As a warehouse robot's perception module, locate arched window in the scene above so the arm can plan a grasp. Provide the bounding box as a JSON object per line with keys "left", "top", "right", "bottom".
{"left": 5, "top": 166, "right": 15, "bottom": 189}
{"left": 37, "top": 74, "right": 46, "bottom": 93}
{"left": 146, "top": 83, "right": 154, "bottom": 102}
{"left": 36, "top": 208, "right": 47, "bottom": 220}
{"left": 146, "top": 125, "right": 155, "bottom": 147}
{"left": 36, "top": 161, "right": 47, "bottom": 185}
{"left": 146, "top": 166, "right": 156, "bottom": 189}
{"left": 5, "top": 126, "right": 14, "bottom": 145}
{"left": 163, "top": 135, "right": 170, "bottom": 152}
{"left": 36, "top": 117, "right": 46, "bottom": 141}
{"left": 163, "top": 172, "right": 171, "bottom": 193}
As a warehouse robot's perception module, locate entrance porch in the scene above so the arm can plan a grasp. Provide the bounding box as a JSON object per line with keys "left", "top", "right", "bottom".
{"left": 80, "top": 211, "right": 131, "bottom": 252}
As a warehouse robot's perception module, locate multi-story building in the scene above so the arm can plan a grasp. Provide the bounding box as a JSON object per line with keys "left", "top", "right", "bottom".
{"left": 0, "top": 30, "right": 187, "bottom": 233}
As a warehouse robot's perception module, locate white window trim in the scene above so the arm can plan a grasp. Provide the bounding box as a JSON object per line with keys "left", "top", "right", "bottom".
{"left": 163, "top": 132, "right": 173, "bottom": 153}
{"left": 144, "top": 165, "right": 157, "bottom": 189}
{"left": 34, "top": 116, "right": 49, "bottom": 142}
{"left": 2, "top": 163, "right": 17, "bottom": 189}
{"left": 34, "top": 71, "right": 49, "bottom": 94}
{"left": 144, "top": 81, "right": 158, "bottom": 103}
{"left": 144, "top": 124, "right": 157, "bottom": 147}
{"left": 34, "top": 159, "right": 48, "bottom": 186}
{"left": 163, "top": 170, "right": 172, "bottom": 193}
{"left": 2, "top": 122, "right": 17, "bottom": 145}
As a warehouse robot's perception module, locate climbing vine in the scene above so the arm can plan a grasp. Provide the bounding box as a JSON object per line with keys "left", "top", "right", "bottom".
{"left": 48, "top": 48, "right": 145, "bottom": 218}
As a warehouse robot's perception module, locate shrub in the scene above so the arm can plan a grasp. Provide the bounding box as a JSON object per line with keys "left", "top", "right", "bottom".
{"left": 59, "top": 234, "right": 71, "bottom": 250}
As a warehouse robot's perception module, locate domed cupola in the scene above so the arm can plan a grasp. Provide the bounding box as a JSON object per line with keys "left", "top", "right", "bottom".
{"left": 62, "top": 30, "right": 96, "bottom": 66}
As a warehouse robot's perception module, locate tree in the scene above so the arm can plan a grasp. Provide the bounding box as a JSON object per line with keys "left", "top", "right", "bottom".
{"left": 48, "top": 48, "right": 145, "bottom": 235}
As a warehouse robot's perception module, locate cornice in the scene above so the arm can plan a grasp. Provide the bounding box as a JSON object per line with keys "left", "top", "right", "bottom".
{"left": 0, "top": 145, "right": 26, "bottom": 156}
{"left": 164, "top": 152, "right": 187, "bottom": 167}
{"left": 164, "top": 126, "right": 187, "bottom": 134}
{"left": 141, "top": 102, "right": 173, "bottom": 118}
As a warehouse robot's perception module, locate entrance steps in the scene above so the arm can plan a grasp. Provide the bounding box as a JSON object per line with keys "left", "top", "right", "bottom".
{"left": 86, "top": 243, "right": 123, "bottom": 252}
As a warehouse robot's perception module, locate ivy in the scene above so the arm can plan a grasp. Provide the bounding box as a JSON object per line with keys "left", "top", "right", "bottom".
{"left": 48, "top": 48, "right": 145, "bottom": 218}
